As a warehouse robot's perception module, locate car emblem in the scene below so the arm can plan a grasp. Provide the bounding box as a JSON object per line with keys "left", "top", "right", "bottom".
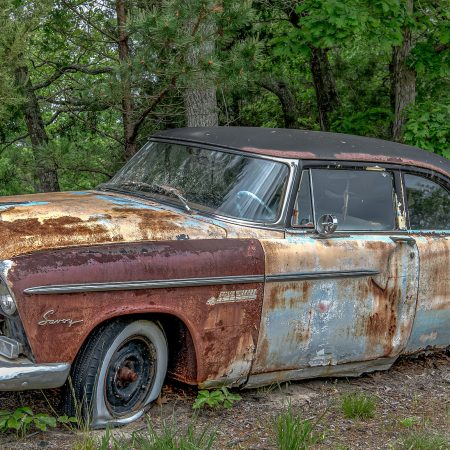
{"left": 206, "top": 289, "right": 257, "bottom": 306}
{"left": 38, "top": 309, "right": 84, "bottom": 327}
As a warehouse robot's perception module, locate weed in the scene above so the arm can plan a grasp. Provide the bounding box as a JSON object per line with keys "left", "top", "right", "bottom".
{"left": 402, "top": 430, "right": 449, "bottom": 450}
{"left": 340, "top": 392, "right": 376, "bottom": 420}
{"left": 0, "top": 407, "right": 75, "bottom": 438}
{"left": 71, "top": 433, "right": 100, "bottom": 450}
{"left": 91, "top": 415, "right": 217, "bottom": 450}
{"left": 193, "top": 386, "right": 241, "bottom": 409}
{"left": 399, "top": 416, "right": 420, "bottom": 428}
{"left": 273, "top": 404, "right": 322, "bottom": 450}
{"left": 411, "top": 393, "right": 422, "bottom": 408}
{"left": 256, "top": 381, "right": 283, "bottom": 397}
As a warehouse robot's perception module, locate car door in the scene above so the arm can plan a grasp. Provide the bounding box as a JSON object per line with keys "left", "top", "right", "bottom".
{"left": 249, "top": 165, "right": 420, "bottom": 385}
{"left": 402, "top": 172, "right": 450, "bottom": 353}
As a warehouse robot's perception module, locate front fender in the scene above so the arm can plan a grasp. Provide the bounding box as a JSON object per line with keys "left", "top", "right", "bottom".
{"left": 7, "top": 239, "right": 265, "bottom": 385}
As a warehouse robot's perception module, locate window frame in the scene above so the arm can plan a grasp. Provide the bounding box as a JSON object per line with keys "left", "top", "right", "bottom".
{"left": 289, "top": 162, "right": 406, "bottom": 233}
{"left": 400, "top": 170, "right": 450, "bottom": 232}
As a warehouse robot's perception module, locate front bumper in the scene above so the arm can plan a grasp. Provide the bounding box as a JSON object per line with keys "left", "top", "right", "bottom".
{"left": 0, "top": 355, "right": 70, "bottom": 391}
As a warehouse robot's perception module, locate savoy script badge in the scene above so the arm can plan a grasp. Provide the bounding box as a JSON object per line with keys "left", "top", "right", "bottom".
{"left": 38, "top": 309, "right": 83, "bottom": 327}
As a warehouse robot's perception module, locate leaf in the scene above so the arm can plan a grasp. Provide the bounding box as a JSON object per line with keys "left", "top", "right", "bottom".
{"left": 0, "top": 417, "right": 8, "bottom": 430}
{"left": 34, "top": 414, "right": 57, "bottom": 428}
{"left": 7, "top": 417, "right": 21, "bottom": 430}
{"left": 57, "top": 414, "right": 78, "bottom": 424}
{"left": 33, "top": 420, "right": 48, "bottom": 432}
{"left": 16, "top": 406, "right": 33, "bottom": 416}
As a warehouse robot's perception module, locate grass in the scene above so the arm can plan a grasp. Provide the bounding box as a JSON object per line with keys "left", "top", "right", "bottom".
{"left": 73, "top": 415, "right": 217, "bottom": 450}
{"left": 273, "top": 404, "right": 322, "bottom": 450}
{"left": 401, "top": 430, "right": 449, "bottom": 450}
{"left": 340, "top": 392, "right": 376, "bottom": 420}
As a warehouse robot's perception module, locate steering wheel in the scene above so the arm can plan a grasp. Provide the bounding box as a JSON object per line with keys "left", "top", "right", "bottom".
{"left": 236, "top": 190, "right": 273, "bottom": 218}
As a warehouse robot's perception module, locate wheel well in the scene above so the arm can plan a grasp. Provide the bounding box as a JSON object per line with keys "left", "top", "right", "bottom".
{"left": 75, "top": 313, "right": 198, "bottom": 385}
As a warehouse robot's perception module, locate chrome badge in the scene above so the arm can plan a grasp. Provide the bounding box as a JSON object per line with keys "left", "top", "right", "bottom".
{"left": 207, "top": 289, "right": 257, "bottom": 306}
{"left": 38, "top": 310, "right": 83, "bottom": 327}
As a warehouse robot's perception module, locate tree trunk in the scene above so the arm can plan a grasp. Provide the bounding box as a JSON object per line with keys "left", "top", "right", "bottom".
{"left": 259, "top": 78, "right": 299, "bottom": 128}
{"left": 116, "top": 0, "right": 137, "bottom": 159}
{"left": 391, "top": 0, "right": 415, "bottom": 142}
{"left": 184, "top": 14, "right": 218, "bottom": 127}
{"left": 184, "top": 87, "right": 218, "bottom": 127}
{"left": 15, "top": 66, "right": 59, "bottom": 192}
{"left": 285, "top": 9, "right": 339, "bottom": 132}
{"left": 309, "top": 46, "right": 339, "bottom": 131}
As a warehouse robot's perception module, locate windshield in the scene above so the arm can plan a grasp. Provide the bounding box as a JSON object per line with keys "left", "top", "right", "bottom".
{"left": 101, "top": 141, "right": 290, "bottom": 223}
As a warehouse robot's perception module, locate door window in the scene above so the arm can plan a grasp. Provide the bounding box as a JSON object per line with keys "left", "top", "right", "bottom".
{"left": 293, "top": 168, "right": 396, "bottom": 231}
{"left": 404, "top": 174, "right": 450, "bottom": 230}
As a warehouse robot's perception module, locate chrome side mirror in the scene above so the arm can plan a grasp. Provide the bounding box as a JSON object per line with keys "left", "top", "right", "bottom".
{"left": 316, "top": 214, "right": 338, "bottom": 236}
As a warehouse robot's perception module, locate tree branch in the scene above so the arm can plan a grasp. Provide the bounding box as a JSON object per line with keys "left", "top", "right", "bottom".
{"left": 60, "top": 0, "right": 119, "bottom": 42}
{"left": 67, "top": 110, "right": 123, "bottom": 145}
{"left": 130, "top": 77, "right": 177, "bottom": 142}
{"left": 33, "top": 65, "right": 114, "bottom": 91}
{"left": 0, "top": 133, "right": 30, "bottom": 152}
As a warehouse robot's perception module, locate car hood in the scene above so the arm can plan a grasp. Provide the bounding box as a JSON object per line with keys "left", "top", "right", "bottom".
{"left": 0, "top": 190, "right": 226, "bottom": 259}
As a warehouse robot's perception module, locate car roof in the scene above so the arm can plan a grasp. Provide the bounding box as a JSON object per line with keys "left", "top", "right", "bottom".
{"left": 152, "top": 127, "right": 450, "bottom": 178}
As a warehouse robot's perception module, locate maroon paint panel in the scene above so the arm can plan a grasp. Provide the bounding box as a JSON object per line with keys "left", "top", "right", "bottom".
{"left": 8, "top": 239, "right": 265, "bottom": 385}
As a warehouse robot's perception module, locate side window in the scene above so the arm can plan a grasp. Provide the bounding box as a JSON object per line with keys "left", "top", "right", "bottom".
{"left": 292, "top": 171, "right": 314, "bottom": 227}
{"left": 404, "top": 174, "right": 450, "bottom": 230}
{"left": 310, "top": 169, "right": 396, "bottom": 231}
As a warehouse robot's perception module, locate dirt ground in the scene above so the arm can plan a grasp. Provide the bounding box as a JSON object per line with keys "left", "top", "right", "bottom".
{"left": 1, "top": 351, "right": 449, "bottom": 449}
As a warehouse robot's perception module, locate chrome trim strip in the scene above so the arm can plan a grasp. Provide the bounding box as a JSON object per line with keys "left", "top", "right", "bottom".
{"left": 0, "top": 356, "right": 70, "bottom": 391}
{"left": 24, "top": 270, "right": 378, "bottom": 295}
{"left": 266, "top": 270, "right": 379, "bottom": 283}
{"left": 24, "top": 275, "right": 266, "bottom": 295}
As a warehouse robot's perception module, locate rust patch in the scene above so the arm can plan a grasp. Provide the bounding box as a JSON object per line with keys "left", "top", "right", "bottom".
{"left": 0, "top": 191, "right": 228, "bottom": 259}
{"left": 333, "top": 152, "right": 449, "bottom": 178}
{"left": 365, "top": 277, "right": 399, "bottom": 356}
{"left": 266, "top": 282, "right": 311, "bottom": 310}
{"left": 242, "top": 146, "right": 316, "bottom": 159}
{"left": 117, "top": 367, "right": 139, "bottom": 383}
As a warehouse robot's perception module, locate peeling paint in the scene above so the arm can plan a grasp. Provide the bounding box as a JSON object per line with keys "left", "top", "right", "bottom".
{"left": 419, "top": 331, "right": 438, "bottom": 343}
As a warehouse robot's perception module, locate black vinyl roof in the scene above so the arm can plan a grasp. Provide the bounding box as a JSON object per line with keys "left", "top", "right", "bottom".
{"left": 152, "top": 127, "right": 450, "bottom": 177}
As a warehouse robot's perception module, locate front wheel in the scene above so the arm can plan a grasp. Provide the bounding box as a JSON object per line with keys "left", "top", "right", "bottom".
{"left": 65, "top": 319, "right": 168, "bottom": 428}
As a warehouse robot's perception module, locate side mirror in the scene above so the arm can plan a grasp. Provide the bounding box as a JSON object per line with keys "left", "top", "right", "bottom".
{"left": 316, "top": 214, "right": 338, "bottom": 236}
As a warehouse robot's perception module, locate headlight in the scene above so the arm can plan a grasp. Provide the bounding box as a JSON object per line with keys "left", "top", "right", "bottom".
{"left": 0, "top": 279, "right": 16, "bottom": 315}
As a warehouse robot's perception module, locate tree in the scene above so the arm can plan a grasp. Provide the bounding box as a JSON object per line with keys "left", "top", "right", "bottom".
{"left": 391, "top": 0, "right": 415, "bottom": 142}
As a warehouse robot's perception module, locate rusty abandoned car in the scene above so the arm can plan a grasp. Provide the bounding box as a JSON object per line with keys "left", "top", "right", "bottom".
{"left": 0, "top": 127, "right": 449, "bottom": 427}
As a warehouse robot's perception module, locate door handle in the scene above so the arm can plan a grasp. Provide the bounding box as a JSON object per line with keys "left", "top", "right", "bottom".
{"left": 390, "top": 236, "right": 416, "bottom": 246}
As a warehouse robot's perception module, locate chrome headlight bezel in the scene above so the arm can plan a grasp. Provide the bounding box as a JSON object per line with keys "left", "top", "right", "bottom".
{"left": 0, "top": 261, "right": 16, "bottom": 316}
{"left": 0, "top": 279, "right": 16, "bottom": 315}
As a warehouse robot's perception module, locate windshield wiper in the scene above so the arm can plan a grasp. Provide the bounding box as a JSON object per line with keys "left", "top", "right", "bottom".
{"left": 116, "top": 181, "right": 155, "bottom": 191}
{"left": 153, "top": 184, "right": 192, "bottom": 214}
{"left": 98, "top": 181, "right": 192, "bottom": 214}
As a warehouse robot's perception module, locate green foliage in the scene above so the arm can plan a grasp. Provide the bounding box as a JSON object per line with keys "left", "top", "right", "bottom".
{"left": 192, "top": 387, "right": 242, "bottom": 409}
{"left": 0, "top": 0, "right": 448, "bottom": 196}
{"left": 401, "top": 431, "right": 449, "bottom": 450}
{"left": 403, "top": 103, "right": 450, "bottom": 158}
{"left": 273, "top": 404, "right": 322, "bottom": 450}
{"left": 332, "top": 107, "right": 393, "bottom": 138}
{"left": 399, "top": 416, "right": 420, "bottom": 428}
{"left": 0, "top": 407, "right": 77, "bottom": 438}
{"left": 340, "top": 392, "right": 376, "bottom": 420}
